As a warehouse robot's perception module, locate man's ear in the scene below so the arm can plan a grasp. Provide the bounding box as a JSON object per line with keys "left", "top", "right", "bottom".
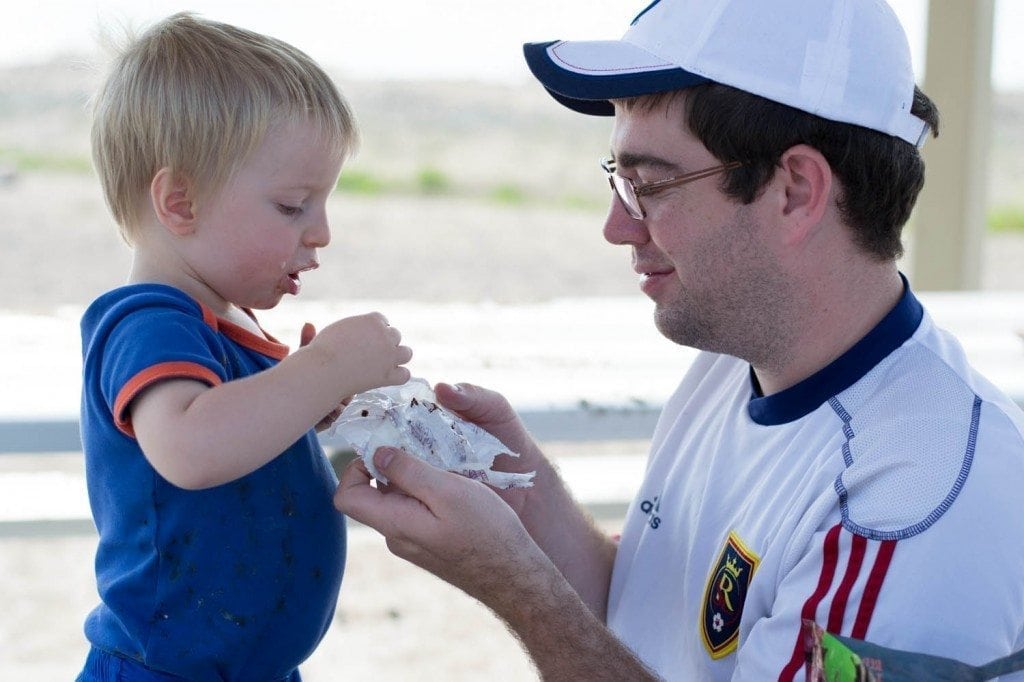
{"left": 150, "top": 167, "right": 196, "bottom": 235}
{"left": 775, "top": 144, "right": 832, "bottom": 246}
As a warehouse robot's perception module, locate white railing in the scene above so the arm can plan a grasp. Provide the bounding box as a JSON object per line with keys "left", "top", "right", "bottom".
{"left": 0, "top": 405, "right": 659, "bottom": 537}
{"left": 0, "top": 405, "right": 662, "bottom": 456}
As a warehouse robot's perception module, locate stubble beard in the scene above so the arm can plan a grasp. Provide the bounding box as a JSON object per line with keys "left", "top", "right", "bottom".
{"left": 650, "top": 212, "right": 796, "bottom": 368}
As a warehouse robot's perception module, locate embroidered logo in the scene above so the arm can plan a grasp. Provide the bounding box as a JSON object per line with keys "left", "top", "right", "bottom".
{"left": 700, "top": 531, "right": 760, "bottom": 659}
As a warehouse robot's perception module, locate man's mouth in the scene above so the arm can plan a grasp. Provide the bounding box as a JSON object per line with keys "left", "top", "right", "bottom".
{"left": 636, "top": 264, "right": 673, "bottom": 279}
{"left": 635, "top": 264, "right": 674, "bottom": 298}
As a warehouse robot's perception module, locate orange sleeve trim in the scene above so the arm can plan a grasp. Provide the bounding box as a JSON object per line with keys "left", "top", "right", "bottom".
{"left": 113, "top": 361, "right": 222, "bottom": 437}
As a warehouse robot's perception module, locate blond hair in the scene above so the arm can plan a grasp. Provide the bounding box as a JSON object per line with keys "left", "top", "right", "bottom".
{"left": 91, "top": 12, "right": 358, "bottom": 242}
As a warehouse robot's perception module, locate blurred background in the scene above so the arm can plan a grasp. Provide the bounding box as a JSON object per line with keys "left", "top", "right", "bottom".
{"left": 1, "top": 1, "right": 1022, "bottom": 679}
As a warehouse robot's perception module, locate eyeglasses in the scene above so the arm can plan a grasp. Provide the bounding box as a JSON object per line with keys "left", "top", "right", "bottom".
{"left": 600, "top": 157, "right": 743, "bottom": 220}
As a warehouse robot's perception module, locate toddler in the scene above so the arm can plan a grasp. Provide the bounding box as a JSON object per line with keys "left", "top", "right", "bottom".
{"left": 77, "top": 13, "right": 412, "bottom": 680}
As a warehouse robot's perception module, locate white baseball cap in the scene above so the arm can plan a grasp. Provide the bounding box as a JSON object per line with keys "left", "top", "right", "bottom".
{"left": 523, "top": 0, "right": 930, "bottom": 147}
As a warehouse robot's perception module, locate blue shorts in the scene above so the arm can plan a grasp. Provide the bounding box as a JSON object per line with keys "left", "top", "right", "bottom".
{"left": 76, "top": 646, "right": 303, "bottom": 682}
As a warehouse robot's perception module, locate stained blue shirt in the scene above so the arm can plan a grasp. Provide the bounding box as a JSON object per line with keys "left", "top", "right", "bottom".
{"left": 80, "top": 284, "right": 346, "bottom": 681}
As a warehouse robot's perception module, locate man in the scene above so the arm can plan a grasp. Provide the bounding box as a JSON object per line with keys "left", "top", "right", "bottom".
{"left": 336, "top": 0, "right": 1024, "bottom": 679}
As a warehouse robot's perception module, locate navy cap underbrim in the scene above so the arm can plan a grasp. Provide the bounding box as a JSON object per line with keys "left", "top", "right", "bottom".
{"left": 523, "top": 40, "right": 711, "bottom": 117}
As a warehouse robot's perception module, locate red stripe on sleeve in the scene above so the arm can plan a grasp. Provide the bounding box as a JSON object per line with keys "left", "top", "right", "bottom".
{"left": 851, "top": 539, "right": 897, "bottom": 639}
{"left": 827, "top": 532, "right": 867, "bottom": 633}
{"left": 113, "top": 361, "right": 222, "bottom": 436}
{"left": 779, "top": 523, "right": 843, "bottom": 681}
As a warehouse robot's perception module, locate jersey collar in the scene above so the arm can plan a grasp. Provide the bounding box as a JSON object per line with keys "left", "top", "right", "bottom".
{"left": 747, "top": 274, "right": 923, "bottom": 426}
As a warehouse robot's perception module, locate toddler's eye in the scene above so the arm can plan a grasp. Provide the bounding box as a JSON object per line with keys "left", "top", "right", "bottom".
{"left": 277, "top": 204, "right": 302, "bottom": 217}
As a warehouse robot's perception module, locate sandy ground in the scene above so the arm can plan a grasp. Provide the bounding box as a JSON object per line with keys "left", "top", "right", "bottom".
{"left": 0, "top": 173, "right": 640, "bottom": 313}
{"left": 1, "top": 527, "right": 540, "bottom": 681}
{"left": 0, "top": 522, "right": 547, "bottom": 681}
{"left": 3, "top": 172, "right": 1024, "bottom": 316}
{"left": 0, "top": 445, "right": 634, "bottom": 682}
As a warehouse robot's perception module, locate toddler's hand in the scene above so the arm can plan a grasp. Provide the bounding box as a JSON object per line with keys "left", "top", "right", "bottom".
{"left": 306, "top": 313, "right": 412, "bottom": 395}
{"left": 300, "top": 323, "right": 351, "bottom": 431}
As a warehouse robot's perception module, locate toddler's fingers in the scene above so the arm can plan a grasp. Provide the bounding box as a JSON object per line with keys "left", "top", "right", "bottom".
{"left": 397, "top": 345, "right": 413, "bottom": 364}
{"left": 388, "top": 366, "right": 412, "bottom": 386}
{"left": 300, "top": 322, "right": 316, "bottom": 347}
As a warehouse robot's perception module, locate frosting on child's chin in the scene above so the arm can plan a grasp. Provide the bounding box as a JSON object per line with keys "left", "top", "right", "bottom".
{"left": 330, "top": 378, "right": 536, "bottom": 489}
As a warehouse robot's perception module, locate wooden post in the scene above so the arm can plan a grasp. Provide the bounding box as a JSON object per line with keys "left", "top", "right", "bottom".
{"left": 910, "top": 0, "right": 994, "bottom": 290}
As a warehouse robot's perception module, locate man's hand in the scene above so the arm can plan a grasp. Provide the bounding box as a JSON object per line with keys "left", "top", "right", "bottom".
{"left": 335, "top": 446, "right": 658, "bottom": 682}
{"left": 430, "top": 382, "right": 547, "bottom": 517}
{"left": 433, "top": 382, "right": 541, "bottom": 467}
{"left": 423, "top": 380, "right": 619, "bottom": 618}
{"left": 335, "top": 446, "right": 542, "bottom": 603}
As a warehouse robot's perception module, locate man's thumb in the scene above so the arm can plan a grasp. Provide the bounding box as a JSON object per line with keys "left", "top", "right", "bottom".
{"left": 373, "top": 446, "right": 400, "bottom": 472}
{"left": 372, "top": 446, "right": 440, "bottom": 494}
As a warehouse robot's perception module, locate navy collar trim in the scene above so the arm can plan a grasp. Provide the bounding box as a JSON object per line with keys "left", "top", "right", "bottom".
{"left": 747, "top": 276, "right": 924, "bottom": 426}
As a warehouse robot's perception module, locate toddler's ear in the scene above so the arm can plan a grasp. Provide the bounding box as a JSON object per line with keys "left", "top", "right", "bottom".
{"left": 151, "top": 167, "right": 196, "bottom": 235}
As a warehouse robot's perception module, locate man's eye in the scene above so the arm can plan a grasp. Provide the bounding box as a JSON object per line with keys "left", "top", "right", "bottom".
{"left": 277, "top": 204, "right": 302, "bottom": 217}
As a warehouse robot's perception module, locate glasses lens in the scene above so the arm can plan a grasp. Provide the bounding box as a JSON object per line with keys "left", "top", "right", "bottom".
{"left": 611, "top": 174, "right": 643, "bottom": 219}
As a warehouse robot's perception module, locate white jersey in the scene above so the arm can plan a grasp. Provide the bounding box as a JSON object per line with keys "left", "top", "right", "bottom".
{"left": 607, "top": 286, "right": 1024, "bottom": 680}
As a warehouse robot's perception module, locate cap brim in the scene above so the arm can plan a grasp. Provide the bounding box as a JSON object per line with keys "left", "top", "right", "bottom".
{"left": 523, "top": 40, "right": 710, "bottom": 116}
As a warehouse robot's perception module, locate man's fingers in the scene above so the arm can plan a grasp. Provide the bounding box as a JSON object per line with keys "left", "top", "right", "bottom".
{"left": 334, "top": 456, "right": 372, "bottom": 506}
{"left": 335, "top": 449, "right": 450, "bottom": 536}
{"left": 433, "top": 382, "right": 472, "bottom": 412}
{"left": 434, "top": 382, "right": 512, "bottom": 423}
{"left": 335, "top": 458, "right": 410, "bottom": 535}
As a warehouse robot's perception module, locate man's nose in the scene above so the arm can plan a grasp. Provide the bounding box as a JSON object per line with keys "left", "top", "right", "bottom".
{"left": 603, "top": 198, "right": 648, "bottom": 247}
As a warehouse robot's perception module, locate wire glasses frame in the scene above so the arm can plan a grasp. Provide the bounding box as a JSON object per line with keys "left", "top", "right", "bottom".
{"left": 600, "top": 157, "right": 744, "bottom": 220}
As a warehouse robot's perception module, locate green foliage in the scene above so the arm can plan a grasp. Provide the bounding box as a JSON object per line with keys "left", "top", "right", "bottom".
{"left": 562, "top": 194, "right": 606, "bottom": 211}
{"left": 0, "top": 149, "right": 92, "bottom": 173}
{"left": 0, "top": 146, "right": 605, "bottom": 213}
{"left": 988, "top": 205, "right": 1024, "bottom": 233}
{"left": 416, "top": 167, "right": 450, "bottom": 194}
{"left": 336, "top": 170, "right": 386, "bottom": 195}
{"left": 488, "top": 184, "right": 525, "bottom": 205}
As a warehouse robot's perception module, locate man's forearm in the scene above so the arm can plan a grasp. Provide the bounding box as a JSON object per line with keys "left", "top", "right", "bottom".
{"left": 492, "top": 550, "right": 659, "bottom": 681}
{"left": 517, "top": 456, "right": 619, "bottom": 618}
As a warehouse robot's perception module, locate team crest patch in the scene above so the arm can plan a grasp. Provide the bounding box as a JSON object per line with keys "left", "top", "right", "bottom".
{"left": 700, "top": 531, "right": 760, "bottom": 659}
